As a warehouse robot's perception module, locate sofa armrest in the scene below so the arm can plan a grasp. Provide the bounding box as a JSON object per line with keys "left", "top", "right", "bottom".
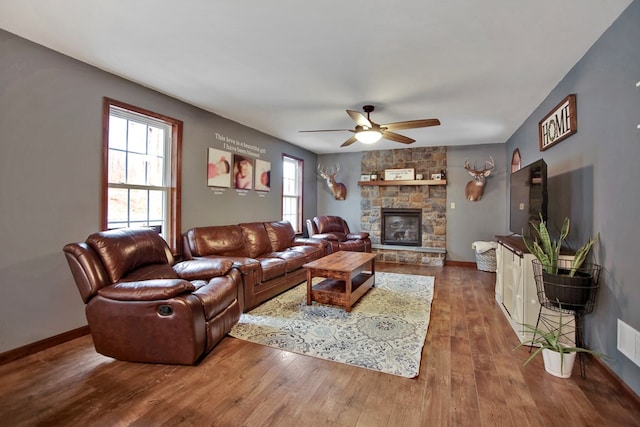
{"left": 173, "top": 258, "right": 233, "bottom": 280}
{"left": 97, "top": 279, "right": 195, "bottom": 301}
{"left": 293, "top": 237, "right": 328, "bottom": 248}
{"left": 347, "top": 232, "right": 370, "bottom": 240}
{"left": 311, "top": 233, "right": 340, "bottom": 241}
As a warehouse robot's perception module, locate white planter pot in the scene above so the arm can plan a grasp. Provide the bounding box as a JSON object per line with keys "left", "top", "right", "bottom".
{"left": 542, "top": 348, "right": 577, "bottom": 378}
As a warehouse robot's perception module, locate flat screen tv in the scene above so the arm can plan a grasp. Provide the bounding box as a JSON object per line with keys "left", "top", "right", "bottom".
{"left": 510, "top": 159, "right": 548, "bottom": 238}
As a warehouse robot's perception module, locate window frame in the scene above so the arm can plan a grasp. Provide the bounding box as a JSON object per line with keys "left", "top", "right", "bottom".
{"left": 101, "top": 97, "right": 183, "bottom": 252}
{"left": 281, "top": 154, "right": 304, "bottom": 234}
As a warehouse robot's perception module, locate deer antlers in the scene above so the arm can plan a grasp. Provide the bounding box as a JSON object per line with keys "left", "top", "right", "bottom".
{"left": 318, "top": 163, "right": 347, "bottom": 200}
{"left": 464, "top": 157, "right": 495, "bottom": 202}
{"left": 464, "top": 157, "right": 495, "bottom": 176}
{"left": 317, "top": 163, "right": 340, "bottom": 179}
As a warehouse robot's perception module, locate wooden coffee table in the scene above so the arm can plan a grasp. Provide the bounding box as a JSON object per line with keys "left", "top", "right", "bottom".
{"left": 303, "top": 251, "right": 377, "bottom": 312}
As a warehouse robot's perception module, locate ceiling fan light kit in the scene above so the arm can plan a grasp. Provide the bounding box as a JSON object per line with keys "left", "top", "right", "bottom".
{"left": 356, "top": 129, "right": 382, "bottom": 144}
{"left": 300, "top": 105, "right": 440, "bottom": 148}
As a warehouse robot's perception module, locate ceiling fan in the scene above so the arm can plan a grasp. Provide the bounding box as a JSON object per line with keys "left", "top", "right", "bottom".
{"left": 300, "top": 105, "right": 440, "bottom": 147}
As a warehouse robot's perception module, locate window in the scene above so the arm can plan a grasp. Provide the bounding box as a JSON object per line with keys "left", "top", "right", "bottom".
{"left": 282, "top": 155, "right": 303, "bottom": 233}
{"left": 102, "top": 98, "right": 182, "bottom": 251}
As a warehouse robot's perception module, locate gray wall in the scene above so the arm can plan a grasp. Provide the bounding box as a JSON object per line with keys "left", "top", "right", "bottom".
{"left": 315, "top": 152, "right": 363, "bottom": 233}
{"left": 0, "top": 30, "right": 318, "bottom": 352}
{"left": 447, "top": 144, "right": 507, "bottom": 261}
{"left": 505, "top": 1, "right": 640, "bottom": 395}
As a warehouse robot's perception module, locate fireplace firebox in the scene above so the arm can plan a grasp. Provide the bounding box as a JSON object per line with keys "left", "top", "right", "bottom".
{"left": 381, "top": 208, "right": 422, "bottom": 246}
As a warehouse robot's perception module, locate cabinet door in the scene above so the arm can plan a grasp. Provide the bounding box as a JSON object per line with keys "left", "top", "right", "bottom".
{"left": 510, "top": 255, "right": 524, "bottom": 326}
{"left": 495, "top": 244, "right": 504, "bottom": 303}
{"left": 502, "top": 250, "right": 515, "bottom": 316}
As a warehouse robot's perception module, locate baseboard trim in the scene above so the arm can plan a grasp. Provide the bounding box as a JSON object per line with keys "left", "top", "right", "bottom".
{"left": 445, "top": 260, "right": 477, "bottom": 268}
{"left": 587, "top": 354, "right": 640, "bottom": 407}
{"left": 0, "top": 325, "right": 90, "bottom": 365}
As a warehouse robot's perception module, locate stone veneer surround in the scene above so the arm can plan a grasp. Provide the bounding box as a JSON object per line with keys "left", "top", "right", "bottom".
{"left": 360, "top": 147, "right": 447, "bottom": 266}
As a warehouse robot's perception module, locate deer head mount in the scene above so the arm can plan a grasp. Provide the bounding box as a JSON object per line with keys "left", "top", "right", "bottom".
{"left": 464, "top": 157, "right": 495, "bottom": 201}
{"left": 318, "top": 163, "right": 347, "bottom": 200}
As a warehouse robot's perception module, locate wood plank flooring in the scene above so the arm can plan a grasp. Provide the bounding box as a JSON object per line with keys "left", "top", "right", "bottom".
{"left": 0, "top": 263, "right": 638, "bottom": 426}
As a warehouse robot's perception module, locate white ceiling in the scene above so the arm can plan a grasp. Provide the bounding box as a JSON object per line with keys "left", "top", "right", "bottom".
{"left": 0, "top": 1, "right": 632, "bottom": 154}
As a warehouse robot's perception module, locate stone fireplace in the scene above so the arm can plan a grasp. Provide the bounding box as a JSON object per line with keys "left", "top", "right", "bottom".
{"left": 360, "top": 147, "right": 447, "bottom": 266}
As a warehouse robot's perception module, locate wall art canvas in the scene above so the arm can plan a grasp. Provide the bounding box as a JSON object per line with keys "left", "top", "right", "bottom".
{"left": 207, "top": 147, "right": 232, "bottom": 188}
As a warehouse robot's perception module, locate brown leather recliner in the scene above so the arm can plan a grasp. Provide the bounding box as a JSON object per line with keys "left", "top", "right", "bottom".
{"left": 63, "top": 228, "right": 241, "bottom": 365}
{"left": 306, "top": 216, "right": 371, "bottom": 253}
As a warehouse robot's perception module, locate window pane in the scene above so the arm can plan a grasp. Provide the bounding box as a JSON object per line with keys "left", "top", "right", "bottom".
{"left": 108, "top": 188, "right": 128, "bottom": 223}
{"left": 129, "top": 189, "right": 148, "bottom": 221}
{"left": 108, "top": 116, "right": 127, "bottom": 150}
{"left": 149, "top": 190, "right": 165, "bottom": 222}
{"left": 128, "top": 121, "right": 147, "bottom": 154}
{"left": 148, "top": 126, "right": 164, "bottom": 157}
{"left": 108, "top": 149, "right": 126, "bottom": 184}
{"left": 127, "top": 152, "right": 148, "bottom": 185}
{"left": 147, "top": 156, "right": 164, "bottom": 186}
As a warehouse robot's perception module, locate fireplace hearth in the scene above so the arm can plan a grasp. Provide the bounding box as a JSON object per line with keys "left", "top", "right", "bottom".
{"left": 381, "top": 208, "right": 422, "bottom": 246}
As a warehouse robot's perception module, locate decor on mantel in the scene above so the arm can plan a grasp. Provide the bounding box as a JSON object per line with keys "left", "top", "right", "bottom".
{"left": 538, "top": 94, "right": 577, "bottom": 151}
{"left": 317, "top": 163, "right": 347, "bottom": 200}
{"left": 229, "top": 272, "right": 435, "bottom": 378}
{"left": 463, "top": 157, "right": 495, "bottom": 201}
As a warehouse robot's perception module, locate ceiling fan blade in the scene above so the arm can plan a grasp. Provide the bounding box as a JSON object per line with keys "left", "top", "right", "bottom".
{"left": 299, "top": 129, "right": 351, "bottom": 133}
{"left": 346, "top": 110, "right": 373, "bottom": 128}
{"left": 381, "top": 131, "right": 415, "bottom": 144}
{"left": 382, "top": 118, "right": 441, "bottom": 131}
{"left": 340, "top": 135, "right": 358, "bottom": 147}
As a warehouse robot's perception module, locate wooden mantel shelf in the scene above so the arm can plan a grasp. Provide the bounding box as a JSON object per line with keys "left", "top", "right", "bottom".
{"left": 358, "top": 179, "right": 446, "bottom": 187}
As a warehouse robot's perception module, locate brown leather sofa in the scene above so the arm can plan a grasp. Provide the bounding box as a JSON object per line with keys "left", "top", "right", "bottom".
{"left": 63, "top": 228, "right": 241, "bottom": 365}
{"left": 306, "top": 216, "right": 372, "bottom": 253}
{"left": 183, "top": 221, "right": 327, "bottom": 312}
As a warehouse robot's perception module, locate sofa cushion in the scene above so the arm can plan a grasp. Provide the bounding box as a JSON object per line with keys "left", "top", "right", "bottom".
{"left": 264, "top": 221, "right": 296, "bottom": 252}
{"left": 269, "top": 250, "right": 308, "bottom": 272}
{"left": 186, "top": 225, "right": 247, "bottom": 257}
{"left": 87, "top": 228, "right": 170, "bottom": 283}
{"left": 240, "top": 222, "right": 273, "bottom": 259}
{"left": 257, "top": 257, "right": 287, "bottom": 281}
{"left": 287, "top": 245, "right": 323, "bottom": 262}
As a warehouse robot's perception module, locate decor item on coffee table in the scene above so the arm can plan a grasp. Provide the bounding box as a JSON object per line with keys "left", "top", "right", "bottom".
{"left": 304, "top": 251, "right": 377, "bottom": 312}
{"left": 229, "top": 272, "right": 434, "bottom": 378}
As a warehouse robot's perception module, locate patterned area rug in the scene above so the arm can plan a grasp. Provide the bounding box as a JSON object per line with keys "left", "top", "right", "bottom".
{"left": 229, "top": 272, "right": 434, "bottom": 378}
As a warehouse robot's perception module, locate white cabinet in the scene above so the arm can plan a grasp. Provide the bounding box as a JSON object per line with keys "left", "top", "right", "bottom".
{"left": 495, "top": 236, "right": 574, "bottom": 343}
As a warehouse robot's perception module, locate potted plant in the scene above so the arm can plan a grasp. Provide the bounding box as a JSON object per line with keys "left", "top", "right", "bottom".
{"left": 515, "top": 306, "right": 603, "bottom": 378}
{"left": 523, "top": 214, "right": 600, "bottom": 308}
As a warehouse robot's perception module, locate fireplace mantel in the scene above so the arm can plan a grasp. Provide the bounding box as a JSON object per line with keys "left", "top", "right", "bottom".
{"left": 358, "top": 179, "right": 446, "bottom": 186}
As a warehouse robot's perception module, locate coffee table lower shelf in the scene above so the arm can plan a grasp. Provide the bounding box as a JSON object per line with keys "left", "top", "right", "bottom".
{"left": 308, "top": 272, "right": 374, "bottom": 311}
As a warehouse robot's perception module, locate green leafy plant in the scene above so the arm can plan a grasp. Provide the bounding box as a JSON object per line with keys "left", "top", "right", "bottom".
{"left": 522, "top": 214, "right": 599, "bottom": 276}
{"left": 515, "top": 306, "right": 604, "bottom": 372}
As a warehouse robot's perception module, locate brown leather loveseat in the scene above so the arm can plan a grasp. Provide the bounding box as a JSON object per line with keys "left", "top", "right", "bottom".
{"left": 63, "top": 228, "right": 241, "bottom": 365}
{"left": 306, "top": 215, "right": 372, "bottom": 254}
{"left": 183, "top": 221, "right": 327, "bottom": 312}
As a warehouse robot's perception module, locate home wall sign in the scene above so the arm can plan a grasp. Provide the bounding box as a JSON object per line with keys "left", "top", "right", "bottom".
{"left": 538, "top": 94, "right": 577, "bottom": 151}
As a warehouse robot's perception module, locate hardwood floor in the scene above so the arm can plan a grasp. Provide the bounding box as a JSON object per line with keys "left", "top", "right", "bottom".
{"left": 1, "top": 264, "right": 638, "bottom": 426}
